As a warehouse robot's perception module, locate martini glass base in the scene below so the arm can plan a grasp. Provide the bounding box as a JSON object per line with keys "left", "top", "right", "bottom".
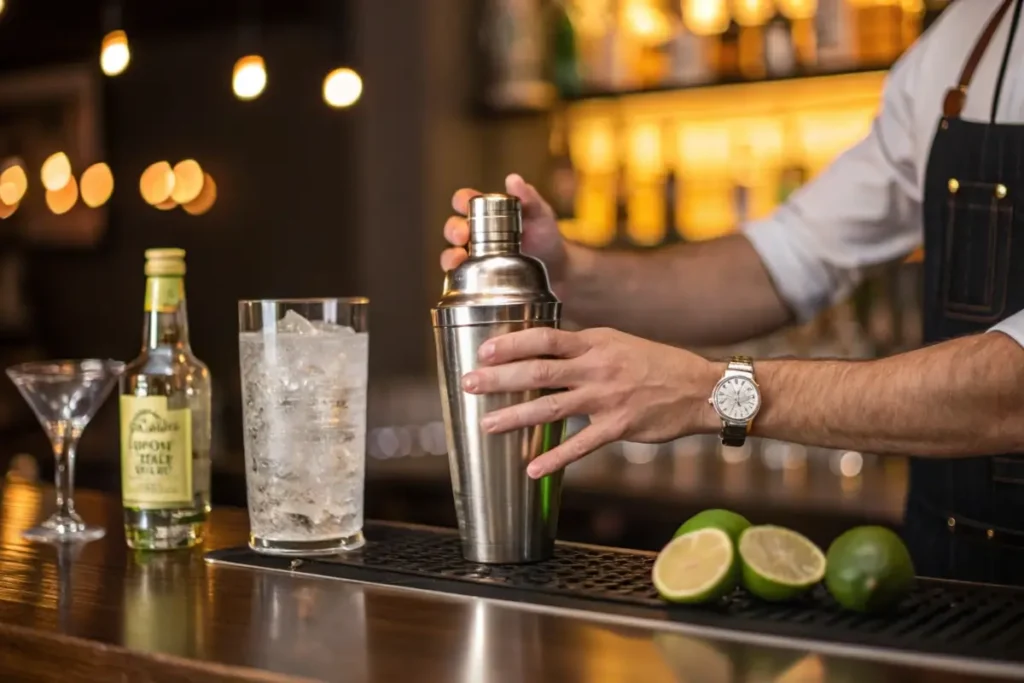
{"left": 22, "top": 514, "right": 106, "bottom": 544}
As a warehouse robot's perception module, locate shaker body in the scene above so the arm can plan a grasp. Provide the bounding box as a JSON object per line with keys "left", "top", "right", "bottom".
{"left": 434, "top": 318, "right": 564, "bottom": 564}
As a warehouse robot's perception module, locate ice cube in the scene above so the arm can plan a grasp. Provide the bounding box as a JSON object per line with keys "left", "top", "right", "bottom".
{"left": 311, "top": 320, "right": 355, "bottom": 335}
{"left": 278, "top": 309, "right": 318, "bottom": 335}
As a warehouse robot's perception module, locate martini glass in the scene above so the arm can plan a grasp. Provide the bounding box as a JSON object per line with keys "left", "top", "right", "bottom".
{"left": 7, "top": 359, "right": 124, "bottom": 543}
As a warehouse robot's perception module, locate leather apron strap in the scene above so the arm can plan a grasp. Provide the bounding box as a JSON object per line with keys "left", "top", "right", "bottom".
{"left": 943, "top": 0, "right": 1016, "bottom": 118}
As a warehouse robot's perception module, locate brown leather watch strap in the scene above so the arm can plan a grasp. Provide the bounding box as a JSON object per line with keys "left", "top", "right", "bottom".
{"left": 944, "top": 0, "right": 1016, "bottom": 117}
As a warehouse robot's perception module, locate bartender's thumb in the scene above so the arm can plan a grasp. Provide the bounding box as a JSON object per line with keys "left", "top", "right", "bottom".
{"left": 506, "top": 174, "right": 552, "bottom": 220}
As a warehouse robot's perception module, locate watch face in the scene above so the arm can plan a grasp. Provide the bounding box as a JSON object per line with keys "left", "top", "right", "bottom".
{"left": 714, "top": 376, "right": 760, "bottom": 422}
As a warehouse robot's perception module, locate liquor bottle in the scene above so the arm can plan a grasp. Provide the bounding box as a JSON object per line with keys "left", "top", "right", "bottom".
{"left": 664, "top": 2, "right": 711, "bottom": 86}
{"left": 764, "top": 13, "right": 796, "bottom": 77}
{"left": 717, "top": 19, "right": 742, "bottom": 78}
{"left": 120, "top": 248, "right": 211, "bottom": 550}
{"left": 548, "top": 0, "right": 581, "bottom": 98}
{"left": 480, "top": 0, "right": 553, "bottom": 111}
{"left": 815, "top": 0, "right": 855, "bottom": 70}
{"left": 594, "top": 0, "right": 637, "bottom": 91}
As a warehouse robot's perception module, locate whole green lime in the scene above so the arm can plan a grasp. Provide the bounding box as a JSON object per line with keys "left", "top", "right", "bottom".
{"left": 825, "top": 526, "right": 915, "bottom": 614}
{"left": 674, "top": 509, "right": 752, "bottom": 544}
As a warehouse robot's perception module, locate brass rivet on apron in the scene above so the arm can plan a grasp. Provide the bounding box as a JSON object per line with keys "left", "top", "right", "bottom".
{"left": 995, "top": 183, "right": 1008, "bottom": 198}
{"left": 948, "top": 178, "right": 960, "bottom": 194}
{"left": 947, "top": 517, "right": 956, "bottom": 529}
{"left": 987, "top": 529, "right": 995, "bottom": 539}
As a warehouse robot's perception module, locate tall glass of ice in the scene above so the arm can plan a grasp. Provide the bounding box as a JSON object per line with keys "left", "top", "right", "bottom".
{"left": 238, "top": 298, "right": 369, "bottom": 556}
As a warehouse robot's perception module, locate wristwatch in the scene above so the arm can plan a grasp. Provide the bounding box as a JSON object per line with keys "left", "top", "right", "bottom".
{"left": 708, "top": 355, "right": 761, "bottom": 448}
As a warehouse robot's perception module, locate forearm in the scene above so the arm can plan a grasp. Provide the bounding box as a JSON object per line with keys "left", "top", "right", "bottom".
{"left": 733, "top": 332, "right": 1024, "bottom": 456}
{"left": 558, "top": 234, "right": 793, "bottom": 347}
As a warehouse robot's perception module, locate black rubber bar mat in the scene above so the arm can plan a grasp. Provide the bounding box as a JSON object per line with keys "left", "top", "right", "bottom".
{"left": 206, "top": 521, "right": 1024, "bottom": 666}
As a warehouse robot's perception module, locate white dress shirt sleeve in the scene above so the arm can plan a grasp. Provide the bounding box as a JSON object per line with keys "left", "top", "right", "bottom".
{"left": 989, "top": 311, "right": 1024, "bottom": 347}
{"left": 742, "top": 39, "right": 930, "bottom": 323}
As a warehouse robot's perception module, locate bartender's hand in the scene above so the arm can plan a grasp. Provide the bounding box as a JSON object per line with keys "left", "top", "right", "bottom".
{"left": 441, "top": 173, "right": 568, "bottom": 283}
{"left": 460, "top": 327, "right": 719, "bottom": 478}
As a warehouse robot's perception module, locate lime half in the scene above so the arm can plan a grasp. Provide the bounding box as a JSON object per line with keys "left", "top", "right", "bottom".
{"left": 653, "top": 528, "right": 739, "bottom": 604}
{"left": 738, "top": 525, "right": 826, "bottom": 602}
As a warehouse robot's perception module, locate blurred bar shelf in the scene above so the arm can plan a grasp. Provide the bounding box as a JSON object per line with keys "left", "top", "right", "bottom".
{"left": 562, "top": 63, "right": 891, "bottom": 102}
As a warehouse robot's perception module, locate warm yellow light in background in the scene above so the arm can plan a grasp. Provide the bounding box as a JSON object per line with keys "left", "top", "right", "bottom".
{"left": 621, "top": 0, "right": 672, "bottom": 43}
{"left": 628, "top": 123, "right": 663, "bottom": 175}
{"left": 683, "top": 0, "right": 730, "bottom": 36}
{"left": 0, "top": 2, "right": 6, "bottom": 18}
{"left": 182, "top": 173, "right": 217, "bottom": 215}
{"left": 100, "top": 30, "right": 131, "bottom": 76}
{"left": 171, "top": 159, "right": 204, "bottom": 204}
{"left": 571, "top": 118, "right": 617, "bottom": 173}
{"left": 233, "top": 55, "right": 267, "bottom": 101}
{"left": 776, "top": 0, "right": 818, "bottom": 19}
{"left": 323, "top": 68, "right": 363, "bottom": 108}
{"left": 0, "top": 199, "right": 17, "bottom": 219}
{"left": 732, "top": 0, "right": 775, "bottom": 26}
{"left": 568, "top": 0, "right": 613, "bottom": 38}
{"left": 46, "top": 176, "right": 78, "bottom": 215}
{"left": 41, "top": 152, "right": 72, "bottom": 192}
{"left": 80, "top": 162, "right": 114, "bottom": 208}
{"left": 139, "top": 161, "right": 175, "bottom": 206}
{"left": 0, "top": 162, "right": 27, "bottom": 206}
{"left": 154, "top": 198, "right": 178, "bottom": 211}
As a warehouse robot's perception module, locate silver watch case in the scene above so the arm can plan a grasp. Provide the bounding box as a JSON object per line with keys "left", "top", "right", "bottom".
{"left": 708, "top": 365, "right": 761, "bottom": 426}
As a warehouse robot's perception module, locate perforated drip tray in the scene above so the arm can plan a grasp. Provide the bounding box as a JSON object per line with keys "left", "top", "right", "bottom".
{"left": 206, "top": 521, "right": 1024, "bottom": 669}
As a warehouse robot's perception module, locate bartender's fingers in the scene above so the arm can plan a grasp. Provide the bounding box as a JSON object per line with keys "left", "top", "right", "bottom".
{"left": 452, "top": 188, "right": 482, "bottom": 215}
{"left": 506, "top": 174, "right": 554, "bottom": 220}
{"left": 462, "top": 358, "right": 581, "bottom": 395}
{"left": 440, "top": 247, "right": 468, "bottom": 272}
{"left": 444, "top": 215, "right": 470, "bottom": 245}
{"left": 526, "top": 423, "right": 619, "bottom": 478}
{"left": 478, "top": 327, "right": 588, "bottom": 364}
{"left": 478, "top": 387, "right": 588, "bottom": 435}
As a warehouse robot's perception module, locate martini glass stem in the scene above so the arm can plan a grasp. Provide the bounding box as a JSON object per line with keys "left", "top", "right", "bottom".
{"left": 51, "top": 421, "right": 81, "bottom": 522}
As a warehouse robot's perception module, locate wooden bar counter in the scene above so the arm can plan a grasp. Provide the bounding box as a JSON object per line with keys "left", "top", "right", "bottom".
{"left": 0, "top": 481, "right": 1018, "bottom": 683}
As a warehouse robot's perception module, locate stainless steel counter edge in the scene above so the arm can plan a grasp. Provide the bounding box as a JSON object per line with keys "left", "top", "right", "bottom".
{"left": 207, "top": 556, "right": 1024, "bottom": 681}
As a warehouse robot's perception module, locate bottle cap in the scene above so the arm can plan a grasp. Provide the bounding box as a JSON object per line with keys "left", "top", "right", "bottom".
{"left": 144, "top": 247, "right": 186, "bottom": 276}
{"left": 468, "top": 193, "right": 521, "bottom": 244}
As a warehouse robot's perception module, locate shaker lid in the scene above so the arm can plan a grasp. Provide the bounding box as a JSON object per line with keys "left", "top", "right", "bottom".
{"left": 469, "top": 193, "right": 520, "bottom": 217}
{"left": 433, "top": 193, "right": 559, "bottom": 324}
{"left": 468, "top": 193, "right": 521, "bottom": 244}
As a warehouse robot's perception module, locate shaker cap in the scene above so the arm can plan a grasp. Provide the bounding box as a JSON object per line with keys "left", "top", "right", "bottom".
{"left": 468, "top": 193, "right": 521, "bottom": 243}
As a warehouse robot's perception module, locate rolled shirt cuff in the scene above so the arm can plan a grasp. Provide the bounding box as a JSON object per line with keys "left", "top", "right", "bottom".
{"left": 742, "top": 216, "right": 861, "bottom": 324}
{"left": 988, "top": 309, "right": 1024, "bottom": 348}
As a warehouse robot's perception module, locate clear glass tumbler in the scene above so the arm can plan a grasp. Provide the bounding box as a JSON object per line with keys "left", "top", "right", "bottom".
{"left": 238, "top": 298, "right": 369, "bottom": 556}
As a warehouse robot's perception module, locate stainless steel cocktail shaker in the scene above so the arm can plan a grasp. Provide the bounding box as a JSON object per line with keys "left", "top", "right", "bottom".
{"left": 432, "top": 194, "right": 565, "bottom": 564}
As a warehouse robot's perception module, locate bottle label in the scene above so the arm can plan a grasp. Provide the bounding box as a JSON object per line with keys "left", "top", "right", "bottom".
{"left": 120, "top": 395, "right": 193, "bottom": 508}
{"left": 144, "top": 276, "right": 184, "bottom": 313}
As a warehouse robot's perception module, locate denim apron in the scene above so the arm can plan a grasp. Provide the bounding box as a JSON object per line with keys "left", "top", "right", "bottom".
{"left": 906, "top": 0, "right": 1024, "bottom": 584}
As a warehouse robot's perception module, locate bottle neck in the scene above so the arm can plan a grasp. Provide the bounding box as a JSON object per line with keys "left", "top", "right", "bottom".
{"left": 468, "top": 240, "right": 521, "bottom": 258}
{"left": 141, "top": 275, "right": 191, "bottom": 350}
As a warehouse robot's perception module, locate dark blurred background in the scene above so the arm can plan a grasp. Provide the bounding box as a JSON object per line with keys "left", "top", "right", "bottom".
{"left": 0, "top": 0, "right": 951, "bottom": 551}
